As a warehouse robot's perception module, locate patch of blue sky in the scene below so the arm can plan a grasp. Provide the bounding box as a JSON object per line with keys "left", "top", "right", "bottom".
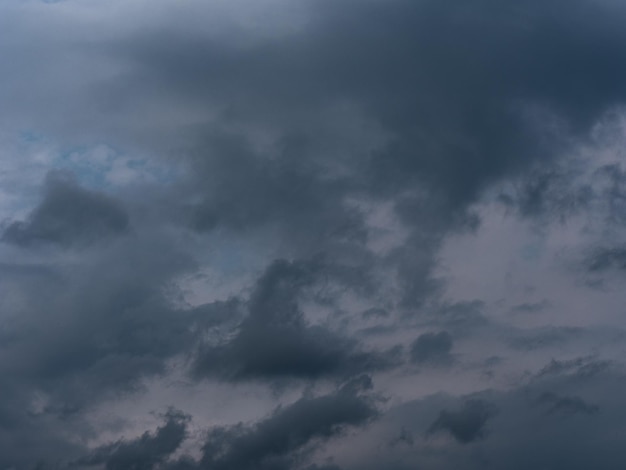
{"left": 15, "top": 128, "right": 181, "bottom": 191}
{"left": 0, "top": 131, "right": 57, "bottom": 219}
{"left": 56, "top": 143, "right": 180, "bottom": 190}
{"left": 0, "top": 131, "right": 181, "bottom": 222}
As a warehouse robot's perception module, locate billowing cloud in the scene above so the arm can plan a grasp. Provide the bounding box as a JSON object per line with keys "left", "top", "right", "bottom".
{"left": 2, "top": 170, "right": 129, "bottom": 247}
{"left": 76, "top": 409, "right": 190, "bottom": 470}
{"left": 427, "top": 399, "right": 497, "bottom": 443}
{"left": 410, "top": 331, "right": 454, "bottom": 366}
{"left": 2, "top": 0, "right": 626, "bottom": 468}
{"left": 193, "top": 259, "right": 401, "bottom": 381}
{"left": 195, "top": 376, "right": 376, "bottom": 470}
{"left": 535, "top": 392, "right": 599, "bottom": 416}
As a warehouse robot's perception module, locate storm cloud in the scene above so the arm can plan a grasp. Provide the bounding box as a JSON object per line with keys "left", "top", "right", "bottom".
{"left": 2, "top": 170, "right": 129, "bottom": 247}
{"left": 410, "top": 331, "right": 454, "bottom": 366}
{"left": 76, "top": 409, "right": 190, "bottom": 470}
{"left": 2, "top": 0, "right": 626, "bottom": 468}
{"left": 427, "top": 399, "right": 497, "bottom": 443}
{"left": 193, "top": 259, "right": 401, "bottom": 381}
{"left": 196, "top": 376, "right": 376, "bottom": 470}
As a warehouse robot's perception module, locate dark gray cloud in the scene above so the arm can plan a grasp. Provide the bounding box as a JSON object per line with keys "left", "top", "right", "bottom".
{"left": 164, "top": 376, "right": 375, "bottom": 470}
{"left": 186, "top": 133, "right": 366, "bottom": 247}
{"left": 3, "top": 0, "right": 626, "bottom": 468}
{"left": 0, "top": 382, "right": 84, "bottom": 470}
{"left": 536, "top": 356, "right": 612, "bottom": 379}
{"left": 496, "top": 157, "right": 626, "bottom": 227}
{"left": 330, "top": 361, "right": 625, "bottom": 470}
{"left": 0, "top": 200, "right": 202, "bottom": 468}
{"left": 202, "top": 378, "right": 374, "bottom": 470}
{"left": 193, "top": 259, "right": 401, "bottom": 381}
{"left": 82, "top": 0, "right": 626, "bottom": 312}
{"left": 507, "top": 326, "right": 583, "bottom": 351}
{"left": 361, "top": 308, "right": 389, "bottom": 320}
{"left": 510, "top": 300, "right": 551, "bottom": 314}
{"left": 535, "top": 392, "right": 599, "bottom": 416}
{"left": 2, "top": 170, "right": 129, "bottom": 248}
{"left": 426, "top": 301, "right": 488, "bottom": 330}
{"left": 0, "top": 245, "right": 194, "bottom": 395}
{"left": 410, "top": 331, "right": 454, "bottom": 366}
{"left": 498, "top": 166, "right": 593, "bottom": 220}
{"left": 427, "top": 399, "right": 496, "bottom": 444}
{"left": 586, "top": 246, "right": 626, "bottom": 272}
{"left": 76, "top": 409, "right": 189, "bottom": 470}
{"left": 112, "top": 0, "right": 626, "bottom": 201}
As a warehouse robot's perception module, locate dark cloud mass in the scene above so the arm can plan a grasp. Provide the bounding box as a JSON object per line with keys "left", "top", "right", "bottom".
{"left": 84, "top": 378, "right": 375, "bottom": 470}
{"left": 193, "top": 259, "right": 400, "bottom": 381}
{"left": 339, "top": 363, "right": 626, "bottom": 470}
{"left": 2, "top": 171, "right": 129, "bottom": 247}
{"left": 76, "top": 409, "right": 189, "bottom": 470}
{"left": 586, "top": 246, "right": 626, "bottom": 272}
{"left": 410, "top": 331, "right": 454, "bottom": 366}
{"left": 2, "top": 0, "right": 626, "bottom": 468}
{"left": 427, "top": 399, "right": 496, "bottom": 443}
{"left": 535, "top": 392, "right": 599, "bottom": 416}
{"left": 196, "top": 376, "right": 376, "bottom": 470}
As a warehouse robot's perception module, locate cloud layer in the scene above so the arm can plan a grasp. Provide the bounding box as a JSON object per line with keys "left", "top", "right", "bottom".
{"left": 2, "top": 0, "right": 626, "bottom": 468}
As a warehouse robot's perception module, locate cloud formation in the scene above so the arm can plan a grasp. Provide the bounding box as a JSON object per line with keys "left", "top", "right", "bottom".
{"left": 76, "top": 409, "right": 189, "bottom": 470}
{"left": 410, "top": 331, "right": 454, "bottom": 366}
{"left": 2, "top": 170, "right": 129, "bottom": 247}
{"left": 196, "top": 376, "right": 376, "bottom": 470}
{"left": 427, "top": 399, "right": 497, "bottom": 443}
{"left": 3, "top": 0, "right": 626, "bottom": 468}
{"left": 193, "top": 259, "right": 400, "bottom": 381}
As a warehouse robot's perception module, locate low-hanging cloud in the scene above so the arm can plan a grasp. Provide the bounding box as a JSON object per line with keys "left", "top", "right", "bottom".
{"left": 193, "top": 259, "right": 402, "bottom": 381}
{"left": 2, "top": 170, "right": 129, "bottom": 248}
{"left": 3, "top": 0, "right": 626, "bottom": 468}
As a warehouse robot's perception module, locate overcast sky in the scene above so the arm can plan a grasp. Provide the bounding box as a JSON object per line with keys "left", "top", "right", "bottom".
{"left": 3, "top": 0, "right": 626, "bottom": 468}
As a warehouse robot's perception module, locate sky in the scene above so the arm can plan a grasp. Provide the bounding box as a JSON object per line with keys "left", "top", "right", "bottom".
{"left": 2, "top": 0, "right": 626, "bottom": 468}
